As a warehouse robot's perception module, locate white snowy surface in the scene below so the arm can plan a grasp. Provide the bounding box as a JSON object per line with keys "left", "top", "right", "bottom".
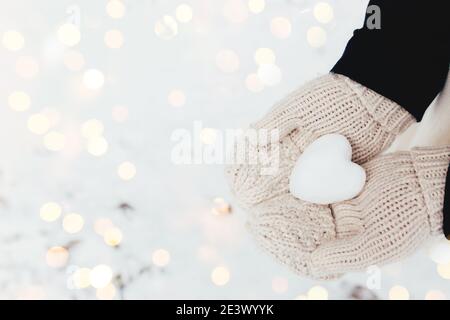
{"left": 1, "top": 0, "right": 450, "bottom": 300}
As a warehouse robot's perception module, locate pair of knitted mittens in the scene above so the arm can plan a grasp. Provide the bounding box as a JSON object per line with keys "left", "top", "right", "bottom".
{"left": 225, "top": 73, "right": 450, "bottom": 279}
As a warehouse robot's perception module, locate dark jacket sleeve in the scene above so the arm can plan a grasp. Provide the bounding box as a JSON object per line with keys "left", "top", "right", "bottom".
{"left": 330, "top": 0, "right": 450, "bottom": 236}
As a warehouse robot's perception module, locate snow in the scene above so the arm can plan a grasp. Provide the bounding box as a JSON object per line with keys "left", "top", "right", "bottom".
{"left": 0, "top": 0, "right": 449, "bottom": 300}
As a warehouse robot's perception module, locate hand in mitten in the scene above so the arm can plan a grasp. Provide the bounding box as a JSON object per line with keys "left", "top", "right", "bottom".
{"left": 248, "top": 146, "right": 450, "bottom": 279}
{"left": 226, "top": 73, "right": 415, "bottom": 209}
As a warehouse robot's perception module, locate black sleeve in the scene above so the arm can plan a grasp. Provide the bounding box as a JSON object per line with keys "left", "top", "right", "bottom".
{"left": 330, "top": 0, "right": 450, "bottom": 237}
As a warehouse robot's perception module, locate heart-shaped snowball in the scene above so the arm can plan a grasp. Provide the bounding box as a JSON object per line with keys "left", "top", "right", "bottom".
{"left": 289, "top": 134, "right": 366, "bottom": 205}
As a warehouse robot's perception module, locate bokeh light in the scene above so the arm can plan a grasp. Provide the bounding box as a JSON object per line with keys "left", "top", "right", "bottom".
{"left": 271, "top": 276, "right": 289, "bottom": 294}
{"left": 94, "top": 218, "right": 114, "bottom": 236}
{"left": 176, "top": 4, "right": 193, "bottom": 23}
{"left": 112, "top": 106, "right": 129, "bottom": 122}
{"left": 46, "top": 246, "right": 69, "bottom": 268}
{"left": 307, "top": 286, "right": 328, "bottom": 300}
{"left": 40, "top": 202, "right": 62, "bottom": 222}
{"left": 8, "top": 90, "right": 31, "bottom": 112}
{"left": 425, "top": 290, "right": 446, "bottom": 300}
{"left": 2, "top": 30, "right": 25, "bottom": 51}
{"left": 216, "top": 49, "right": 240, "bottom": 73}
{"left": 388, "top": 285, "right": 410, "bottom": 300}
{"left": 223, "top": 0, "right": 249, "bottom": 24}
{"left": 248, "top": 0, "right": 265, "bottom": 14}
{"left": 28, "top": 113, "right": 51, "bottom": 135}
{"left": 168, "top": 89, "right": 186, "bottom": 107}
{"left": 211, "top": 266, "right": 230, "bottom": 286}
{"left": 106, "top": 0, "right": 126, "bottom": 19}
{"left": 104, "top": 29, "right": 124, "bottom": 49}
{"left": 257, "top": 64, "right": 282, "bottom": 86}
{"left": 313, "top": 2, "right": 334, "bottom": 24}
{"left": 103, "top": 227, "right": 123, "bottom": 246}
{"left": 62, "top": 213, "right": 84, "bottom": 234}
{"left": 245, "top": 73, "right": 264, "bottom": 93}
{"left": 96, "top": 283, "right": 116, "bottom": 300}
{"left": 154, "top": 15, "right": 178, "bottom": 40}
{"left": 270, "top": 17, "right": 291, "bottom": 39}
{"left": 15, "top": 56, "right": 39, "bottom": 79}
{"left": 90, "top": 264, "right": 113, "bottom": 289}
{"left": 152, "top": 249, "right": 171, "bottom": 267}
{"left": 81, "top": 119, "right": 104, "bottom": 139}
{"left": 211, "top": 197, "right": 232, "bottom": 215}
{"left": 117, "top": 161, "right": 136, "bottom": 181}
{"left": 83, "top": 69, "right": 105, "bottom": 90}
{"left": 72, "top": 267, "right": 91, "bottom": 289}
{"left": 86, "top": 137, "right": 108, "bottom": 156}
{"left": 254, "top": 47, "right": 276, "bottom": 65}
{"left": 437, "top": 262, "right": 450, "bottom": 279}
{"left": 307, "top": 26, "right": 327, "bottom": 48}
{"left": 57, "top": 23, "right": 81, "bottom": 47}
{"left": 63, "top": 50, "right": 85, "bottom": 71}
{"left": 43, "top": 131, "right": 66, "bottom": 151}
{"left": 200, "top": 128, "right": 218, "bottom": 145}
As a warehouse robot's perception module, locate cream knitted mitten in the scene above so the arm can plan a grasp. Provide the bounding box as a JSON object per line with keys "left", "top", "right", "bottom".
{"left": 248, "top": 146, "right": 450, "bottom": 279}
{"left": 226, "top": 73, "right": 415, "bottom": 209}
{"left": 309, "top": 146, "right": 450, "bottom": 279}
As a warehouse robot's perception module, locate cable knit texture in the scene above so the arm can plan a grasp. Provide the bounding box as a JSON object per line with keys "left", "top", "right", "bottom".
{"left": 225, "top": 73, "right": 415, "bottom": 210}
{"left": 309, "top": 146, "right": 450, "bottom": 278}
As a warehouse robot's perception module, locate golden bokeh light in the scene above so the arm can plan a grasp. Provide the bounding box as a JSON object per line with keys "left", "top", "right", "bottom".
{"left": 86, "top": 137, "right": 108, "bottom": 156}
{"left": 8, "top": 90, "right": 31, "bottom": 112}
{"left": 270, "top": 17, "right": 291, "bottom": 39}
{"left": 28, "top": 113, "right": 51, "bottom": 135}
{"left": 81, "top": 119, "right": 104, "bottom": 139}
{"left": 15, "top": 56, "right": 39, "bottom": 79}
{"left": 96, "top": 283, "right": 116, "bottom": 300}
{"left": 314, "top": 2, "right": 334, "bottom": 24}
{"left": 294, "top": 294, "right": 308, "bottom": 300}
{"left": 112, "top": 105, "right": 129, "bottom": 122}
{"left": 254, "top": 47, "right": 276, "bottom": 65}
{"left": 388, "top": 285, "right": 410, "bottom": 300}
{"left": 57, "top": 23, "right": 81, "bottom": 47}
{"left": 437, "top": 262, "right": 450, "bottom": 279}
{"left": 168, "top": 89, "right": 186, "bottom": 107}
{"left": 83, "top": 69, "right": 105, "bottom": 90}
{"left": 307, "top": 26, "right": 327, "bottom": 48}
{"left": 90, "top": 264, "right": 113, "bottom": 289}
{"left": 104, "top": 29, "right": 124, "bottom": 49}
{"left": 389, "top": 286, "right": 409, "bottom": 300}
{"left": 2, "top": 30, "right": 25, "bottom": 51}
{"left": 216, "top": 49, "right": 240, "bottom": 73}
{"left": 211, "top": 266, "right": 230, "bottom": 286}
{"left": 212, "top": 197, "right": 232, "bottom": 215}
{"left": 106, "top": 0, "right": 126, "bottom": 19}
{"left": 152, "top": 249, "right": 171, "bottom": 267}
{"left": 40, "top": 202, "right": 62, "bottom": 222}
{"left": 63, "top": 50, "right": 85, "bottom": 71}
{"left": 257, "top": 64, "right": 282, "bottom": 86}
{"left": 43, "top": 131, "right": 66, "bottom": 151}
{"left": 425, "top": 290, "right": 446, "bottom": 300}
{"left": 117, "top": 161, "right": 137, "bottom": 181}
{"left": 46, "top": 246, "right": 69, "bottom": 268}
{"left": 73, "top": 267, "right": 91, "bottom": 289}
{"left": 271, "top": 276, "right": 289, "bottom": 294}
{"left": 223, "top": 0, "right": 249, "bottom": 24}
{"left": 94, "top": 218, "right": 114, "bottom": 236}
{"left": 245, "top": 73, "right": 264, "bottom": 93}
{"left": 307, "top": 286, "right": 328, "bottom": 300}
{"left": 103, "top": 227, "right": 123, "bottom": 246}
{"left": 176, "top": 4, "right": 193, "bottom": 23}
{"left": 154, "top": 15, "right": 178, "bottom": 40}
{"left": 248, "top": 0, "right": 265, "bottom": 14}
{"left": 62, "top": 213, "right": 84, "bottom": 234}
{"left": 200, "top": 128, "right": 218, "bottom": 145}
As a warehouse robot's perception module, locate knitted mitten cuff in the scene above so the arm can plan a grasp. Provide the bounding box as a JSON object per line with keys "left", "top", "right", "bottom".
{"left": 252, "top": 73, "right": 415, "bottom": 163}
{"left": 411, "top": 146, "right": 450, "bottom": 235}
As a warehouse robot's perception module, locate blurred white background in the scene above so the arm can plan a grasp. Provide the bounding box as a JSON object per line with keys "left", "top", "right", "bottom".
{"left": 1, "top": 0, "right": 449, "bottom": 300}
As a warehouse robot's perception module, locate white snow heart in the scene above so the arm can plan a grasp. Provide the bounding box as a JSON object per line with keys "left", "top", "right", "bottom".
{"left": 289, "top": 134, "right": 366, "bottom": 205}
